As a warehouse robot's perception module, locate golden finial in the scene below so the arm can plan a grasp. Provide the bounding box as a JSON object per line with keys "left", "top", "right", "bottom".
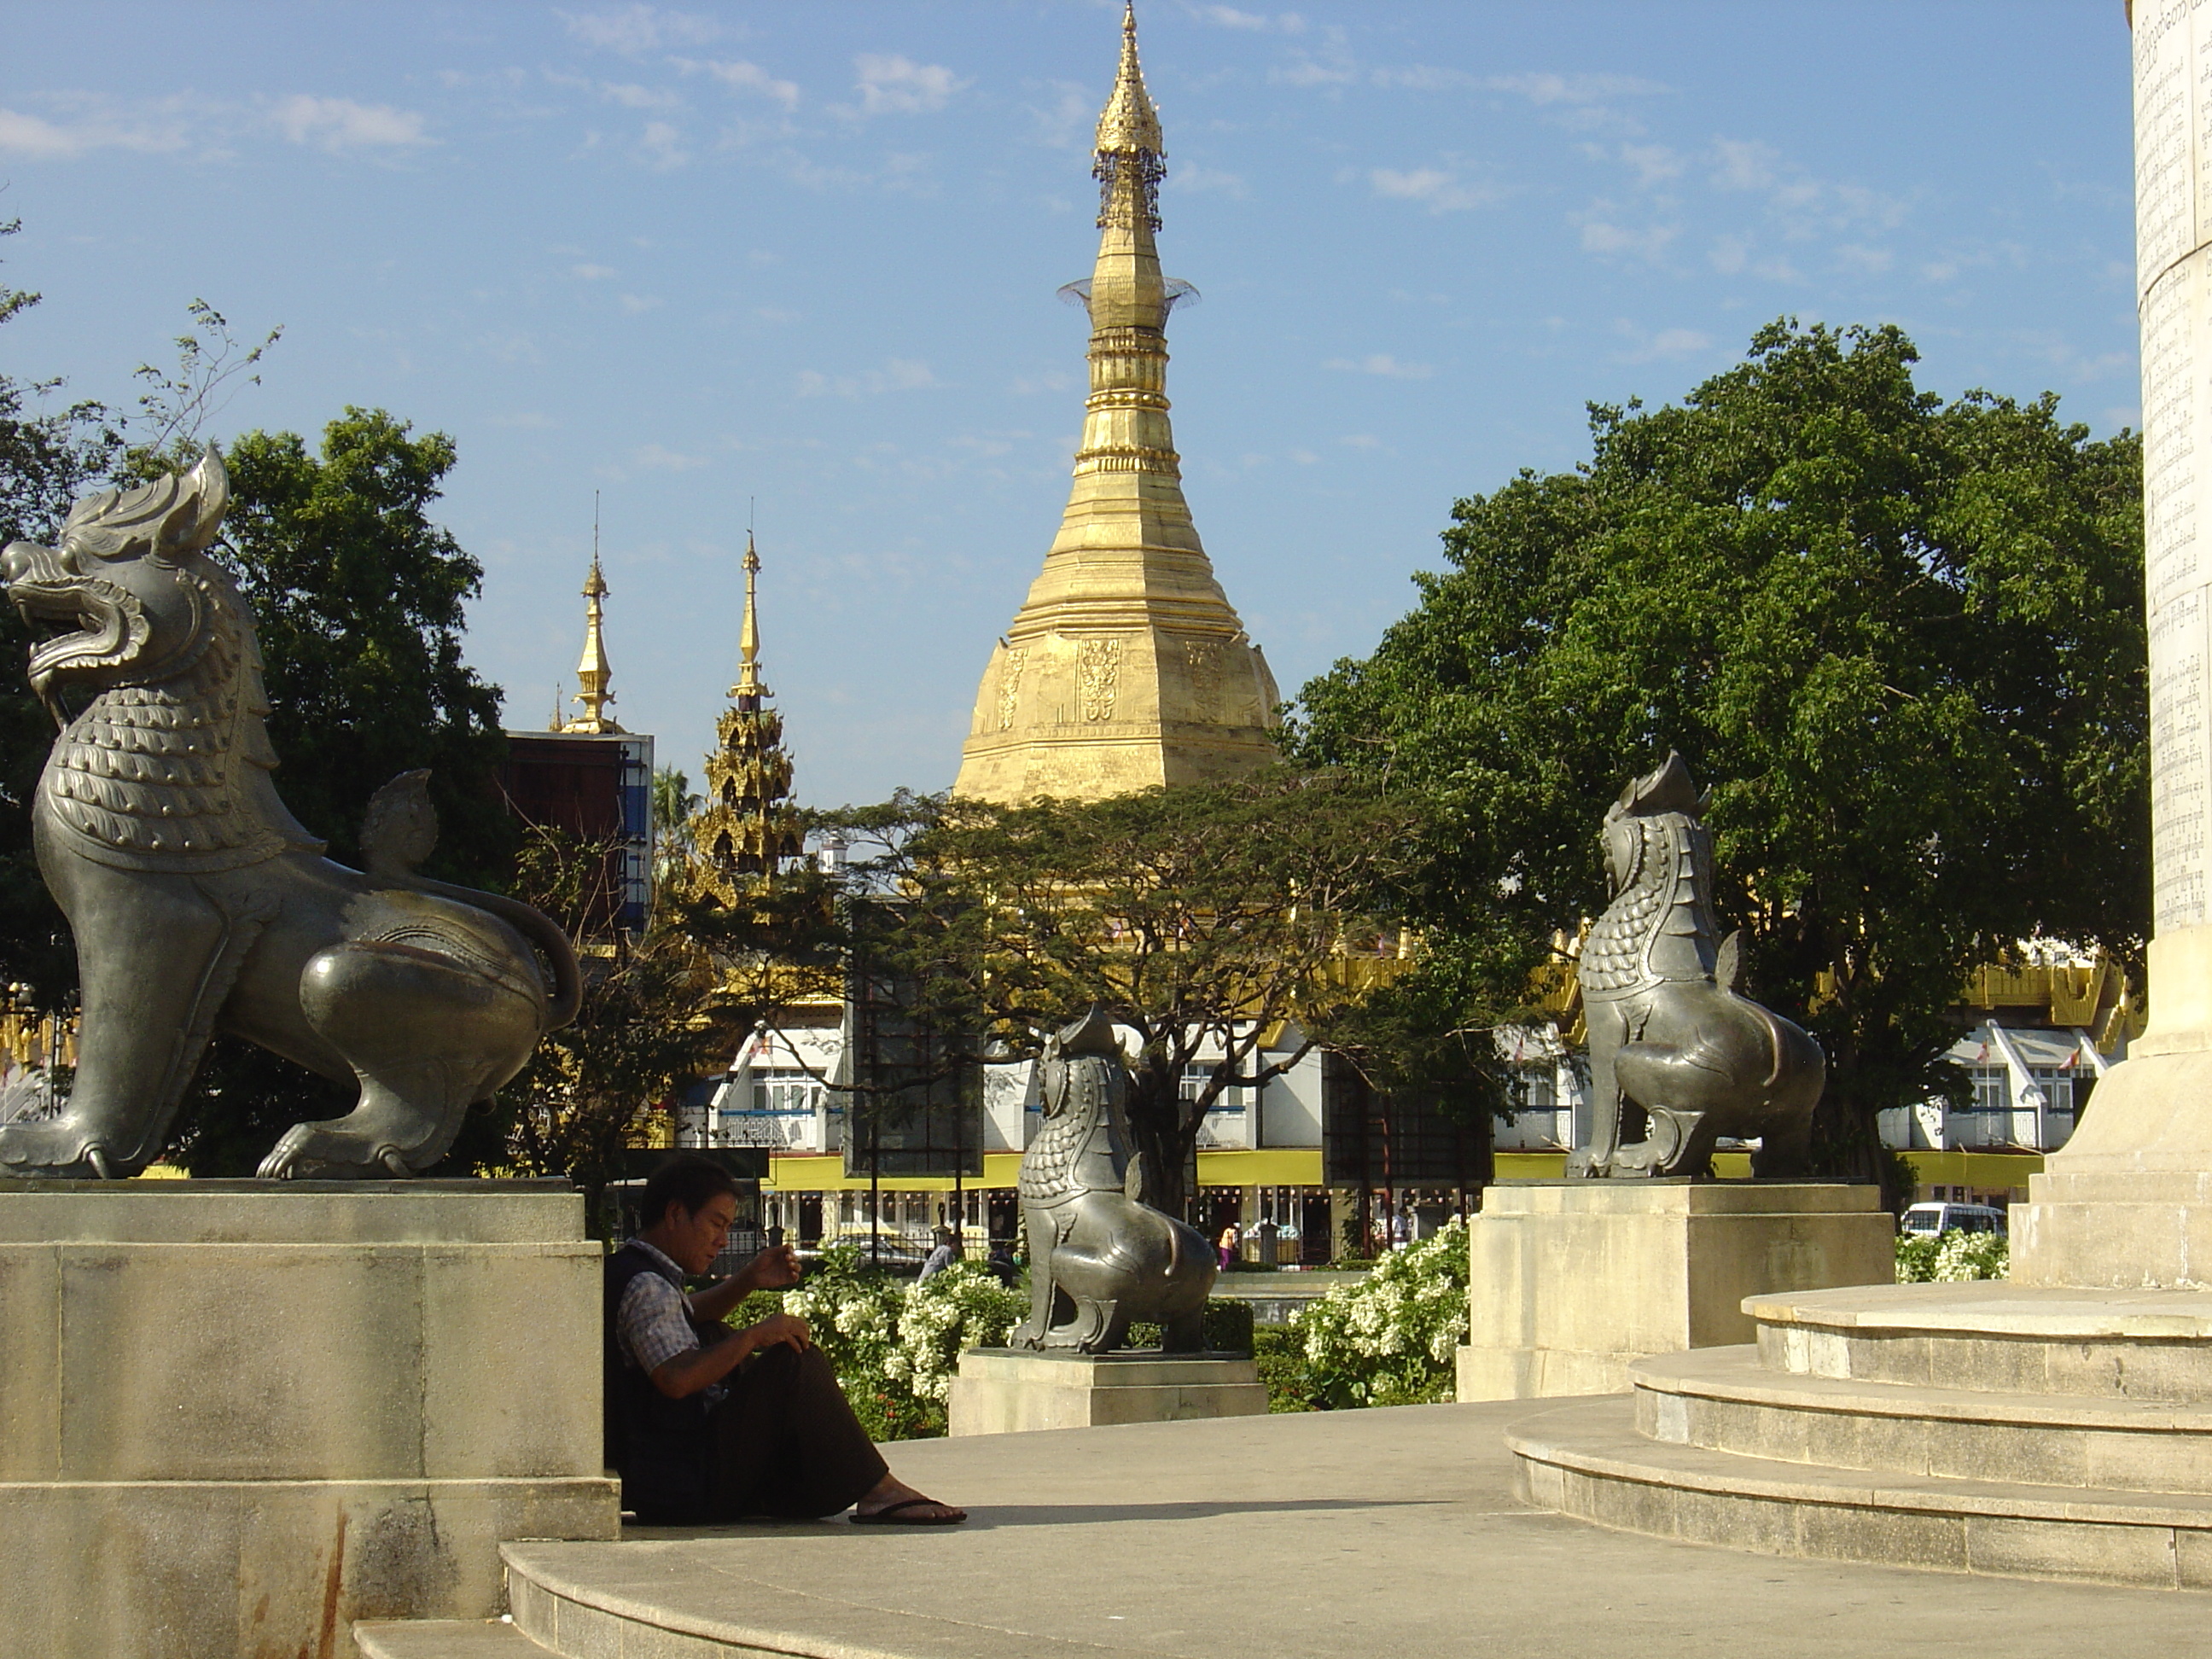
{"left": 562, "top": 494, "right": 622, "bottom": 733}
{"left": 733, "top": 530, "right": 765, "bottom": 702}
{"left": 1096, "top": 2, "right": 1163, "bottom": 159}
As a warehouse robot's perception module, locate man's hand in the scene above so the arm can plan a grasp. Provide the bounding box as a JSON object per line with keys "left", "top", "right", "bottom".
{"left": 745, "top": 1243, "right": 803, "bottom": 1292}
{"left": 744, "top": 1311, "right": 812, "bottom": 1353}
{"left": 685, "top": 1241, "right": 804, "bottom": 1324}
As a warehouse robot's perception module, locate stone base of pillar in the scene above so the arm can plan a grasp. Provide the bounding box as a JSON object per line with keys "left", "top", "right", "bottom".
{"left": 1456, "top": 1181, "right": 1895, "bottom": 1402}
{"left": 946, "top": 1348, "right": 1267, "bottom": 1435}
{"left": 0, "top": 1179, "right": 619, "bottom": 1659}
{"left": 2013, "top": 933, "right": 2212, "bottom": 1289}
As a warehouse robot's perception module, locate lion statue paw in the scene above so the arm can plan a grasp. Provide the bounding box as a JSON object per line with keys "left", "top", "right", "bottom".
{"left": 0, "top": 1120, "right": 130, "bottom": 1180}
{"left": 257, "top": 1123, "right": 415, "bottom": 1182}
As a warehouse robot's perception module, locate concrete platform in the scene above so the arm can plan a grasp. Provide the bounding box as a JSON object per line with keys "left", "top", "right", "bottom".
{"left": 947, "top": 1348, "right": 1268, "bottom": 1435}
{"left": 358, "top": 1400, "right": 2212, "bottom": 1659}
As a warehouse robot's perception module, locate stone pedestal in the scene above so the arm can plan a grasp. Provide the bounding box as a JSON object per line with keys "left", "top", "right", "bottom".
{"left": 1456, "top": 1181, "right": 1893, "bottom": 1401}
{"left": 0, "top": 1179, "right": 618, "bottom": 1659}
{"left": 947, "top": 1348, "right": 1267, "bottom": 1435}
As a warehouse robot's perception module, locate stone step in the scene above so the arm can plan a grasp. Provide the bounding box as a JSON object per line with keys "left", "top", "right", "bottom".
{"left": 1636, "top": 1344, "right": 2212, "bottom": 1493}
{"left": 1507, "top": 1395, "right": 2212, "bottom": 1590}
{"left": 1749, "top": 1283, "right": 2212, "bottom": 1402}
{"left": 504, "top": 1539, "right": 1126, "bottom": 1658}
{"left": 351, "top": 1619, "right": 552, "bottom": 1658}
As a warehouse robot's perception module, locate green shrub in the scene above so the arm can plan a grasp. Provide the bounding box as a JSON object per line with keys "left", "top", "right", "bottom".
{"left": 1128, "top": 1297, "right": 1255, "bottom": 1356}
{"left": 1895, "top": 1227, "right": 2008, "bottom": 1283}
{"left": 1254, "top": 1323, "right": 1318, "bottom": 1412}
{"left": 1295, "top": 1218, "right": 1469, "bottom": 1409}
{"left": 733, "top": 1244, "right": 1027, "bottom": 1441}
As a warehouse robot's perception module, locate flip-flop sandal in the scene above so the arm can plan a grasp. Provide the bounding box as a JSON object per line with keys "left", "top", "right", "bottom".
{"left": 851, "top": 1498, "right": 966, "bottom": 1526}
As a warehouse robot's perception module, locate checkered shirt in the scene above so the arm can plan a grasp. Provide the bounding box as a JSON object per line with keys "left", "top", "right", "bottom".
{"left": 614, "top": 1240, "right": 703, "bottom": 1376}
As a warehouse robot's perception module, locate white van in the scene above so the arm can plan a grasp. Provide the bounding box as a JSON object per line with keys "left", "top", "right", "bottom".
{"left": 1901, "top": 1201, "right": 2007, "bottom": 1237}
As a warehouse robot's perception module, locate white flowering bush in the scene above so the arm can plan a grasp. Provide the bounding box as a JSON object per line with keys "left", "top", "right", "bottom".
{"left": 1295, "top": 1217, "right": 1470, "bottom": 1408}
{"left": 1895, "top": 1227, "right": 2009, "bottom": 1283}
{"left": 770, "top": 1247, "right": 1027, "bottom": 1439}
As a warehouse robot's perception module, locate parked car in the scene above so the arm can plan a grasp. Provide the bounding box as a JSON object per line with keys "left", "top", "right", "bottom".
{"left": 1901, "top": 1201, "right": 2007, "bottom": 1237}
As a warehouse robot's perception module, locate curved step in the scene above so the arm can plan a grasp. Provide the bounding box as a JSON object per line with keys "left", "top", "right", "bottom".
{"left": 352, "top": 1621, "right": 550, "bottom": 1658}
{"left": 1747, "top": 1283, "right": 2212, "bottom": 1403}
{"left": 1507, "top": 1395, "right": 2212, "bottom": 1590}
{"left": 1635, "top": 1345, "right": 2212, "bottom": 1494}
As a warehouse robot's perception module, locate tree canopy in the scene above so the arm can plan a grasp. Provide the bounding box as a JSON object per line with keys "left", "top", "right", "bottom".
{"left": 827, "top": 768, "right": 1445, "bottom": 1217}
{"left": 1289, "top": 320, "right": 2146, "bottom": 1193}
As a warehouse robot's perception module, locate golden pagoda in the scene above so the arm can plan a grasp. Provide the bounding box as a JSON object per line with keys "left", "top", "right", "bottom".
{"left": 558, "top": 554, "right": 623, "bottom": 735}
{"left": 695, "top": 533, "right": 803, "bottom": 896}
{"left": 952, "top": 3, "right": 1278, "bottom": 803}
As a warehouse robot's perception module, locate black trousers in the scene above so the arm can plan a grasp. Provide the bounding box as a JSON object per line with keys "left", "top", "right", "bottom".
{"left": 708, "top": 1343, "right": 889, "bottom": 1521}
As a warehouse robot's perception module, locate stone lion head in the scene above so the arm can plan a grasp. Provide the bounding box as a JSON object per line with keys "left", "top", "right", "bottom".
{"left": 3, "top": 447, "right": 230, "bottom": 724}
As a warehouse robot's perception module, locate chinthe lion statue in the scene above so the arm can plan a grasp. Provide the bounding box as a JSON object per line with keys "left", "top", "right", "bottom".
{"left": 1564, "top": 751, "right": 1825, "bottom": 1179}
{"left": 1010, "top": 1006, "right": 1215, "bottom": 1353}
{"left": 0, "top": 448, "right": 579, "bottom": 1180}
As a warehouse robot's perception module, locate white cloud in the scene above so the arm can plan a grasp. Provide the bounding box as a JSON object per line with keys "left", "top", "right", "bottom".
{"left": 1484, "top": 72, "right": 1668, "bottom": 106}
{"left": 629, "top": 442, "right": 707, "bottom": 470}
{"left": 271, "top": 96, "right": 430, "bottom": 151}
{"left": 1711, "top": 137, "right": 1780, "bottom": 191}
{"left": 1620, "top": 143, "right": 1681, "bottom": 184}
{"left": 1325, "top": 353, "right": 1434, "bottom": 380}
{"left": 1340, "top": 434, "right": 1382, "bottom": 450}
{"left": 619, "top": 294, "right": 663, "bottom": 314}
{"left": 1709, "top": 233, "right": 1750, "bottom": 276}
{"left": 850, "top": 55, "right": 966, "bottom": 117}
{"left": 571, "top": 263, "right": 618, "bottom": 280}
{"left": 562, "top": 5, "right": 722, "bottom": 55}
{"left": 636, "top": 119, "right": 689, "bottom": 168}
{"left": 1578, "top": 205, "right": 1679, "bottom": 261}
{"left": 1199, "top": 6, "right": 1307, "bottom": 31}
{"left": 0, "top": 102, "right": 194, "bottom": 158}
{"left": 1835, "top": 243, "right": 1895, "bottom": 275}
{"left": 797, "top": 358, "right": 940, "bottom": 398}
{"left": 1614, "top": 322, "right": 1713, "bottom": 363}
{"left": 679, "top": 59, "right": 801, "bottom": 110}
{"left": 601, "top": 82, "right": 681, "bottom": 111}
{"left": 1169, "top": 162, "right": 1248, "bottom": 199}
{"left": 1370, "top": 166, "right": 1501, "bottom": 213}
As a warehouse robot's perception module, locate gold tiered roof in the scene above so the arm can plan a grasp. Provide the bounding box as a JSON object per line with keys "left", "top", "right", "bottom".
{"left": 695, "top": 533, "right": 802, "bottom": 896}
{"left": 559, "top": 555, "right": 622, "bottom": 734}
{"left": 952, "top": 2, "right": 1278, "bottom": 803}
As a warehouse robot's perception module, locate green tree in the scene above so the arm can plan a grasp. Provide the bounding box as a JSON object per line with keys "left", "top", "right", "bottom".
{"left": 1290, "top": 321, "right": 2146, "bottom": 1201}
{"left": 498, "top": 827, "right": 842, "bottom": 1230}
{"left": 167, "top": 409, "right": 519, "bottom": 1173}
{"left": 0, "top": 221, "right": 126, "bottom": 1006}
{"left": 830, "top": 769, "right": 1444, "bottom": 1219}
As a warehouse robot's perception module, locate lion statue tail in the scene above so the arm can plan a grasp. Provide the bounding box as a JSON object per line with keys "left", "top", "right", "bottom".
{"left": 361, "top": 770, "right": 585, "bottom": 1028}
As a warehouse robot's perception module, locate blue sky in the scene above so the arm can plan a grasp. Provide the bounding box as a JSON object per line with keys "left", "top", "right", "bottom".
{"left": 2, "top": 2, "right": 2135, "bottom": 808}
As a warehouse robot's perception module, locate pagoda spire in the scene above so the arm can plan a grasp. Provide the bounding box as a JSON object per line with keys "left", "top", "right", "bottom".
{"left": 696, "top": 531, "right": 801, "bottom": 897}
{"left": 562, "top": 500, "right": 623, "bottom": 734}
{"left": 733, "top": 531, "right": 764, "bottom": 704}
{"left": 952, "top": 3, "right": 1278, "bottom": 803}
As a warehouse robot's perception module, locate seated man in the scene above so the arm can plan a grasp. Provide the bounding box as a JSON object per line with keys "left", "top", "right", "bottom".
{"left": 605, "top": 1153, "right": 965, "bottom": 1526}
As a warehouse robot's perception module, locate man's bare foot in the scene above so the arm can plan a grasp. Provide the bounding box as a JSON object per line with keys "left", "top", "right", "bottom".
{"left": 852, "top": 1472, "right": 965, "bottom": 1524}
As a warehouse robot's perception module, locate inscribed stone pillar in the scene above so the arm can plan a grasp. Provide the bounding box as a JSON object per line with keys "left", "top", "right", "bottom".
{"left": 2013, "top": 0, "right": 2212, "bottom": 1286}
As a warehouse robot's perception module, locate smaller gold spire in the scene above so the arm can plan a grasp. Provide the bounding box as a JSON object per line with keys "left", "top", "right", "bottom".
{"left": 562, "top": 498, "right": 623, "bottom": 734}
{"left": 694, "top": 529, "right": 800, "bottom": 897}
{"left": 733, "top": 531, "right": 764, "bottom": 703}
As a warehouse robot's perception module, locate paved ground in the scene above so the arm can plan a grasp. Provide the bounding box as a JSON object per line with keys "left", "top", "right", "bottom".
{"left": 509, "top": 1399, "right": 2212, "bottom": 1659}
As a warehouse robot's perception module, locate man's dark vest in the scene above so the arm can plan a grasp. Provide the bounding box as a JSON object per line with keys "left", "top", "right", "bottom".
{"left": 603, "top": 1241, "right": 725, "bottom": 1522}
